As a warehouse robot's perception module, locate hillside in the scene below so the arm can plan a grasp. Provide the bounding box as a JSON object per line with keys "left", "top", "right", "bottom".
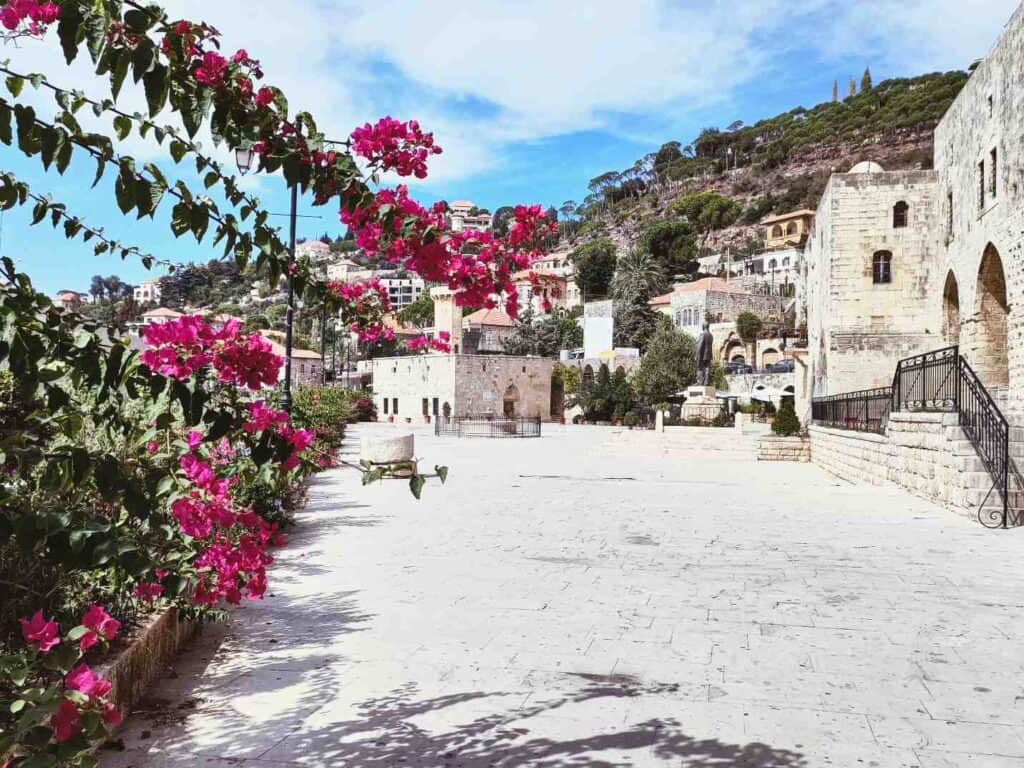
{"left": 557, "top": 70, "right": 969, "bottom": 265}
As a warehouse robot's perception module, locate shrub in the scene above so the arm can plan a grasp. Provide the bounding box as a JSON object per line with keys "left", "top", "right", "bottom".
{"left": 771, "top": 402, "right": 801, "bottom": 436}
{"left": 623, "top": 411, "right": 638, "bottom": 427}
{"left": 353, "top": 394, "right": 377, "bottom": 422}
{"left": 736, "top": 311, "right": 763, "bottom": 344}
{"left": 291, "top": 386, "right": 355, "bottom": 451}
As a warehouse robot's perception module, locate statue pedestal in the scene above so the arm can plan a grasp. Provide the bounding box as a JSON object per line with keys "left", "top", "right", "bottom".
{"left": 681, "top": 386, "right": 722, "bottom": 422}
{"left": 685, "top": 386, "right": 719, "bottom": 404}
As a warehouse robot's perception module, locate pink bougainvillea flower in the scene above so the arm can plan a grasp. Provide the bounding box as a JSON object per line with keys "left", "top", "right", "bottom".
{"left": 103, "top": 701, "right": 122, "bottom": 726}
{"left": 187, "top": 430, "right": 204, "bottom": 450}
{"left": 254, "top": 86, "right": 274, "bottom": 107}
{"left": 65, "top": 663, "right": 113, "bottom": 699}
{"left": 132, "top": 581, "right": 164, "bottom": 602}
{"left": 19, "top": 609, "right": 60, "bottom": 652}
{"left": 146, "top": 441, "right": 160, "bottom": 453}
{"left": 194, "top": 50, "right": 229, "bottom": 87}
{"left": 51, "top": 698, "right": 81, "bottom": 742}
{"left": 79, "top": 603, "right": 120, "bottom": 650}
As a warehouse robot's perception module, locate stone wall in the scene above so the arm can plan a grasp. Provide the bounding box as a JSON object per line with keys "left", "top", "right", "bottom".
{"left": 670, "top": 289, "right": 786, "bottom": 329}
{"left": 454, "top": 355, "right": 555, "bottom": 420}
{"left": 757, "top": 435, "right": 810, "bottom": 462}
{"left": 809, "top": 412, "right": 986, "bottom": 517}
{"left": 725, "top": 371, "right": 795, "bottom": 405}
{"left": 934, "top": 3, "right": 1024, "bottom": 414}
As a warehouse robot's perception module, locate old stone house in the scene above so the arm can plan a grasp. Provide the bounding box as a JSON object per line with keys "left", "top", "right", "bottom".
{"left": 801, "top": 3, "right": 1024, "bottom": 420}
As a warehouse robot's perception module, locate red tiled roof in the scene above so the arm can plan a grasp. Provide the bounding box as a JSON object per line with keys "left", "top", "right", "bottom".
{"left": 463, "top": 307, "right": 515, "bottom": 328}
{"left": 649, "top": 278, "right": 750, "bottom": 306}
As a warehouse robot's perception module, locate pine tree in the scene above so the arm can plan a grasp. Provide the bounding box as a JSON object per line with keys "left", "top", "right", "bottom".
{"left": 848, "top": 77, "right": 857, "bottom": 98}
{"left": 831, "top": 79, "right": 838, "bottom": 102}
{"left": 861, "top": 67, "right": 873, "bottom": 92}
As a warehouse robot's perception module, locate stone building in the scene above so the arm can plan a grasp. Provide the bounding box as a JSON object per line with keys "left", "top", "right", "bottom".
{"left": 650, "top": 277, "right": 787, "bottom": 338}
{"left": 802, "top": 3, "right": 1024, "bottom": 417}
{"left": 762, "top": 209, "right": 814, "bottom": 249}
{"left": 804, "top": 165, "right": 941, "bottom": 398}
{"left": 370, "top": 355, "right": 555, "bottom": 421}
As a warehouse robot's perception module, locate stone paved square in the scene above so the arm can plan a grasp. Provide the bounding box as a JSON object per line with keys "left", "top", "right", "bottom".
{"left": 102, "top": 424, "right": 1024, "bottom": 767}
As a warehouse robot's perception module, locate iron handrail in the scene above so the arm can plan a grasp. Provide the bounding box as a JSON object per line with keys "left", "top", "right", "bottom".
{"left": 811, "top": 386, "right": 892, "bottom": 434}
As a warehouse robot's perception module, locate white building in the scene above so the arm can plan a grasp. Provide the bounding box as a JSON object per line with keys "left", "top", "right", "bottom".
{"left": 447, "top": 200, "right": 492, "bottom": 233}
{"left": 379, "top": 277, "right": 425, "bottom": 311}
{"left": 133, "top": 278, "right": 162, "bottom": 305}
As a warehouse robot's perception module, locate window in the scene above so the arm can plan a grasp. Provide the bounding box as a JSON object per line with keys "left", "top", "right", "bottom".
{"left": 872, "top": 251, "right": 892, "bottom": 284}
{"left": 893, "top": 201, "right": 908, "bottom": 228}
{"left": 782, "top": 257, "right": 790, "bottom": 267}
{"left": 978, "top": 160, "right": 986, "bottom": 209}
{"left": 785, "top": 221, "right": 798, "bottom": 235}
{"left": 946, "top": 190, "right": 953, "bottom": 238}
{"left": 987, "top": 94, "right": 994, "bottom": 117}
{"left": 432, "top": 397, "right": 439, "bottom": 416}
{"left": 391, "top": 398, "right": 398, "bottom": 415}
{"left": 422, "top": 398, "right": 429, "bottom": 416}
{"left": 990, "top": 147, "right": 998, "bottom": 199}
{"left": 771, "top": 225, "right": 783, "bottom": 238}
{"left": 383, "top": 398, "right": 389, "bottom": 415}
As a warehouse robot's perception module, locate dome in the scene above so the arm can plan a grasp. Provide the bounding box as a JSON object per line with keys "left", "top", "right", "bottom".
{"left": 848, "top": 160, "right": 885, "bottom": 174}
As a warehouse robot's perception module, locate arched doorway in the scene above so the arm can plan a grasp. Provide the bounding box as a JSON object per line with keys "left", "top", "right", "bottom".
{"left": 582, "top": 364, "right": 594, "bottom": 384}
{"left": 762, "top": 348, "right": 780, "bottom": 367}
{"left": 503, "top": 384, "right": 520, "bottom": 417}
{"left": 723, "top": 339, "right": 744, "bottom": 362}
{"left": 942, "top": 271, "right": 961, "bottom": 346}
{"left": 974, "top": 244, "right": 1009, "bottom": 388}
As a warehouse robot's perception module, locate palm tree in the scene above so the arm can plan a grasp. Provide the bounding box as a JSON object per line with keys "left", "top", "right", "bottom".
{"left": 89, "top": 274, "right": 105, "bottom": 304}
{"left": 611, "top": 249, "right": 669, "bottom": 305}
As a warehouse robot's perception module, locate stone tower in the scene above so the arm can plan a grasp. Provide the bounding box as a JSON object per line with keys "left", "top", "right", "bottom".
{"left": 431, "top": 286, "right": 463, "bottom": 354}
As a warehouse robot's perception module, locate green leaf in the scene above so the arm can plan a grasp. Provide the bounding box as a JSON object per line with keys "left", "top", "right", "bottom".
{"left": 170, "top": 202, "right": 190, "bottom": 237}
{"left": 67, "top": 625, "right": 89, "bottom": 641}
{"left": 203, "top": 170, "right": 219, "bottom": 189}
{"left": 113, "top": 114, "right": 132, "bottom": 140}
{"left": 435, "top": 465, "right": 449, "bottom": 484}
{"left": 21, "top": 753, "right": 59, "bottom": 768}
{"left": 409, "top": 474, "right": 425, "bottom": 499}
{"left": 114, "top": 171, "right": 135, "bottom": 214}
{"left": 9, "top": 698, "right": 26, "bottom": 713}
{"left": 110, "top": 49, "right": 131, "bottom": 100}
{"left": 5, "top": 75, "right": 23, "bottom": 97}
{"left": 143, "top": 63, "right": 169, "bottom": 117}
{"left": 169, "top": 139, "right": 188, "bottom": 163}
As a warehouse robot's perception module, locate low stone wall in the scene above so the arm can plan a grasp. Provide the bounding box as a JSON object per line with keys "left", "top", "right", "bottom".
{"left": 757, "top": 435, "right": 810, "bottom": 461}
{"left": 104, "top": 608, "right": 197, "bottom": 720}
{"left": 809, "top": 412, "right": 979, "bottom": 515}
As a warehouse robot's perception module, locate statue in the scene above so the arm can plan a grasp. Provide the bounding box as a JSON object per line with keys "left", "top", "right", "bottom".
{"left": 696, "top": 323, "right": 714, "bottom": 386}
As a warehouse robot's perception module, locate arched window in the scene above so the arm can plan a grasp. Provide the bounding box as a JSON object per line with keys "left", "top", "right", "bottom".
{"left": 768, "top": 259, "right": 777, "bottom": 270}
{"left": 782, "top": 257, "right": 790, "bottom": 267}
{"left": 873, "top": 250, "right": 892, "bottom": 284}
{"left": 785, "top": 221, "right": 798, "bottom": 235}
{"left": 771, "top": 224, "right": 783, "bottom": 237}
{"left": 675, "top": 310, "right": 683, "bottom": 327}
{"left": 893, "top": 201, "right": 909, "bottom": 228}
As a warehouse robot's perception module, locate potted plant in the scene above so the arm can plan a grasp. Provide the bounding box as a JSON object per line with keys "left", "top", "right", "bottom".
{"left": 623, "top": 411, "right": 638, "bottom": 429}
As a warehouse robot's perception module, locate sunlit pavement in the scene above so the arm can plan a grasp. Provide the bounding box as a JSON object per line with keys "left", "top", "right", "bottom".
{"left": 102, "top": 423, "right": 1024, "bottom": 767}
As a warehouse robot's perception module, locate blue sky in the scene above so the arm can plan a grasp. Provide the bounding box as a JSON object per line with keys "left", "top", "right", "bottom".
{"left": 2, "top": 0, "right": 1020, "bottom": 296}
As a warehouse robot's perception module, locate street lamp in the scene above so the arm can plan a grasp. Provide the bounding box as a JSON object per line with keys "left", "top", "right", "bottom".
{"left": 234, "top": 146, "right": 254, "bottom": 176}
{"left": 234, "top": 131, "right": 299, "bottom": 414}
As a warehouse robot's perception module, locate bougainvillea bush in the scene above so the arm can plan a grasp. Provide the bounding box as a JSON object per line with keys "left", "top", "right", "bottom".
{"left": 0, "top": 0, "right": 554, "bottom": 763}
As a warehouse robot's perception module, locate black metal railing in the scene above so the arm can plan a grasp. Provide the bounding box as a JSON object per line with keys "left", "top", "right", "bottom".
{"left": 892, "top": 346, "right": 959, "bottom": 412}
{"left": 810, "top": 387, "right": 892, "bottom": 434}
{"left": 434, "top": 414, "right": 542, "bottom": 438}
{"left": 813, "top": 344, "right": 1021, "bottom": 529}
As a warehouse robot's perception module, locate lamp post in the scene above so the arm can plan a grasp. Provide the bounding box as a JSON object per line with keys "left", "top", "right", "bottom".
{"left": 235, "top": 136, "right": 299, "bottom": 414}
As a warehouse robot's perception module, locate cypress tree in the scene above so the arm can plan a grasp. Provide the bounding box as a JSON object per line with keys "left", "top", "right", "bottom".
{"left": 861, "top": 67, "right": 873, "bottom": 92}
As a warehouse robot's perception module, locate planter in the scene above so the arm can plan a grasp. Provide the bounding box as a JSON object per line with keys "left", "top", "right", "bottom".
{"left": 423, "top": 415, "right": 431, "bottom": 424}
{"left": 387, "top": 416, "right": 394, "bottom": 423}
{"left": 404, "top": 417, "right": 412, "bottom": 424}
{"left": 359, "top": 432, "right": 417, "bottom": 477}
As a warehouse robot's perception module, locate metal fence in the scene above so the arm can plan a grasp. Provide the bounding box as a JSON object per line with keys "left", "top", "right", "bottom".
{"left": 434, "top": 415, "right": 542, "bottom": 438}
{"left": 893, "top": 346, "right": 958, "bottom": 412}
{"left": 810, "top": 387, "right": 892, "bottom": 434}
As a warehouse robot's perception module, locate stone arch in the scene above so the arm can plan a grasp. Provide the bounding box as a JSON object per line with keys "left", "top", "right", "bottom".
{"left": 942, "top": 270, "right": 961, "bottom": 346}
{"left": 723, "top": 339, "right": 744, "bottom": 362}
{"left": 503, "top": 384, "right": 520, "bottom": 417}
{"left": 762, "top": 347, "right": 780, "bottom": 367}
{"left": 973, "top": 244, "right": 1009, "bottom": 387}
{"left": 615, "top": 366, "right": 626, "bottom": 377}
{"left": 893, "top": 201, "right": 909, "bottom": 228}
{"left": 785, "top": 221, "right": 798, "bottom": 235}
{"left": 582, "top": 364, "right": 594, "bottom": 384}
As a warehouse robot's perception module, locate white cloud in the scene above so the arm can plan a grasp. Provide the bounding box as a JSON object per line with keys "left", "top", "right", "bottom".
{"left": 3, "top": 0, "right": 1018, "bottom": 189}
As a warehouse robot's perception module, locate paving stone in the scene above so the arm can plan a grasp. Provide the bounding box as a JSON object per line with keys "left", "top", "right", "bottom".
{"left": 102, "top": 424, "right": 1024, "bottom": 767}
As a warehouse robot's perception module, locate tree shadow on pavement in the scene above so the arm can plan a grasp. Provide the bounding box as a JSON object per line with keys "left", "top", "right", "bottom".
{"left": 265, "top": 673, "right": 808, "bottom": 767}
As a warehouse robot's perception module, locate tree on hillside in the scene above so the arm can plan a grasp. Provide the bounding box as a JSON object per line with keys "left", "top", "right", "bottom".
{"left": 861, "top": 67, "right": 873, "bottom": 92}
{"left": 832, "top": 79, "right": 838, "bottom": 102}
{"left": 397, "top": 291, "right": 435, "bottom": 328}
{"left": 632, "top": 318, "right": 697, "bottom": 404}
{"left": 670, "top": 191, "right": 742, "bottom": 253}
{"left": 611, "top": 249, "right": 668, "bottom": 306}
{"left": 652, "top": 141, "right": 683, "bottom": 180}
{"left": 89, "top": 274, "right": 105, "bottom": 304}
{"left": 491, "top": 205, "right": 515, "bottom": 237}
{"left": 559, "top": 200, "right": 577, "bottom": 222}
{"left": 570, "top": 238, "right": 617, "bottom": 299}
{"left": 614, "top": 299, "right": 660, "bottom": 353}
{"left": 639, "top": 219, "right": 698, "bottom": 278}
{"left": 848, "top": 77, "right": 857, "bottom": 98}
